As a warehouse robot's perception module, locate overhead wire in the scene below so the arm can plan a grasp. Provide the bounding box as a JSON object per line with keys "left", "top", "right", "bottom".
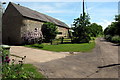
{"left": 85, "top": 1, "right": 90, "bottom": 18}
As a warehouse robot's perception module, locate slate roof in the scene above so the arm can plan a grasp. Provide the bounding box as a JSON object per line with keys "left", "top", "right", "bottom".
{"left": 9, "top": 2, "right": 69, "bottom": 28}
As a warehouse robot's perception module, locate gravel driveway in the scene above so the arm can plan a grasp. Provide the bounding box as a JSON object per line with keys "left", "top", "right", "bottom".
{"left": 10, "top": 38, "right": 119, "bottom": 78}
{"left": 10, "top": 46, "right": 69, "bottom": 64}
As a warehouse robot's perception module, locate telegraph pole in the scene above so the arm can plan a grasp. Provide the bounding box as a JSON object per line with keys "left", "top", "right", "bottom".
{"left": 83, "top": 0, "right": 85, "bottom": 22}
{"left": 83, "top": 0, "right": 85, "bottom": 18}
{"left": 81, "top": 0, "right": 85, "bottom": 28}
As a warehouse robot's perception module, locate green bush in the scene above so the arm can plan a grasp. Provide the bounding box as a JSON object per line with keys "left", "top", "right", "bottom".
{"left": 105, "top": 35, "right": 112, "bottom": 41}
{"left": 71, "top": 35, "right": 91, "bottom": 43}
{"left": 111, "top": 35, "right": 120, "bottom": 43}
{"left": 32, "top": 44, "right": 44, "bottom": 48}
{"left": 41, "top": 22, "right": 58, "bottom": 43}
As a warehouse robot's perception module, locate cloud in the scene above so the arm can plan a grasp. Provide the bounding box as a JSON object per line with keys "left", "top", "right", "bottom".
{"left": 87, "top": 4, "right": 103, "bottom": 11}
{"left": 54, "top": 3, "right": 68, "bottom": 7}
{"left": 45, "top": 10, "right": 65, "bottom": 13}
{"left": 21, "top": 2, "right": 80, "bottom": 14}
{"left": 22, "top": 3, "right": 66, "bottom": 13}
{"left": 96, "top": 19, "right": 115, "bottom": 30}
{"left": 2, "top": 0, "right": 120, "bottom": 2}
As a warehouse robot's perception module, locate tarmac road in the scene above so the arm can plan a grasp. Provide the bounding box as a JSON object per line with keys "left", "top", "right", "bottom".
{"left": 10, "top": 38, "right": 119, "bottom": 78}
{"left": 35, "top": 38, "right": 119, "bottom": 78}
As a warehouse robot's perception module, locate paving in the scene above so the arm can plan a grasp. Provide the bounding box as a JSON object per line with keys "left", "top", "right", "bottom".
{"left": 10, "top": 38, "right": 119, "bottom": 78}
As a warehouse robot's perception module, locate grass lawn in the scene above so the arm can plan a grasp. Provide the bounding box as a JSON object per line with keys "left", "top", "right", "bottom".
{"left": 25, "top": 41, "right": 95, "bottom": 52}
{"left": 23, "top": 64, "right": 44, "bottom": 78}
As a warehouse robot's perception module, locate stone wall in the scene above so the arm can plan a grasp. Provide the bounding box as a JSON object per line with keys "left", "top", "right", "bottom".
{"left": 2, "top": 3, "right": 23, "bottom": 45}
{"left": 21, "top": 18, "right": 43, "bottom": 36}
{"left": 20, "top": 18, "right": 44, "bottom": 44}
{"left": 22, "top": 18, "right": 43, "bottom": 32}
{"left": 21, "top": 19, "right": 69, "bottom": 40}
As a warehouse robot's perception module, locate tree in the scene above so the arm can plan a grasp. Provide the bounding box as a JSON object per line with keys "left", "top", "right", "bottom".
{"left": 104, "top": 15, "right": 120, "bottom": 43}
{"left": 104, "top": 22, "right": 116, "bottom": 36}
{"left": 72, "top": 13, "right": 91, "bottom": 43}
{"left": 114, "top": 15, "right": 120, "bottom": 36}
{"left": 41, "top": 22, "right": 58, "bottom": 43}
{"left": 89, "top": 23, "right": 103, "bottom": 37}
{"left": 104, "top": 15, "right": 120, "bottom": 36}
{"left": 115, "top": 15, "right": 120, "bottom": 22}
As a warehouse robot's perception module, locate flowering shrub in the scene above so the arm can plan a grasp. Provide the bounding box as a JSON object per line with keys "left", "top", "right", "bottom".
{"left": 22, "top": 28, "right": 43, "bottom": 44}
{"left": 1, "top": 47, "right": 10, "bottom": 65}
{"left": 4, "top": 56, "right": 10, "bottom": 63}
{"left": 2, "top": 56, "right": 36, "bottom": 79}
{"left": 0, "top": 48, "right": 35, "bottom": 79}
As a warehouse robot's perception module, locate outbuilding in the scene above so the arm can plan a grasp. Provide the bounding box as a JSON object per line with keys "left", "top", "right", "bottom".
{"left": 2, "top": 2, "right": 70, "bottom": 45}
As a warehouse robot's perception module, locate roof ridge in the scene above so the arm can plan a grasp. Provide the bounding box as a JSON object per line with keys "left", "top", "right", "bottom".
{"left": 9, "top": 2, "right": 69, "bottom": 28}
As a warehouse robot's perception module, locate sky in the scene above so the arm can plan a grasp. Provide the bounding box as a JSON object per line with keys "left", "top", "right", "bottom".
{"left": 2, "top": 0, "right": 119, "bottom": 30}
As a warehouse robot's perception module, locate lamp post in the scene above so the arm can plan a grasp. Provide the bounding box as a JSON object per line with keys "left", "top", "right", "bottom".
{"left": 0, "top": 2, "right": 6, "bottom": 45}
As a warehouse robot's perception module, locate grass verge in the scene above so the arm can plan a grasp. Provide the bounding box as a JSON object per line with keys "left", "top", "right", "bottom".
{"left": 22, "top": 64, "right": 45, "bottom": 78}
{"left": 25, "top": 41, "right": 95, "bottom": 52}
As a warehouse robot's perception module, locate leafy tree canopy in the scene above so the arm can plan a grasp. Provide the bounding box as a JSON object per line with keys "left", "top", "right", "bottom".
{"left": 72, "top": 13, "right": 91, "bottom": 43}
{"left": 72, "top": 13, "right": 103, "bottom": 43}
{"left": 89, "top": 23, "right": 103, "bottom": 37}
{"left": 104, "top": 15, "right": 120, "bottom": 36}
{"left": 104, "top": 15, "right": 120, "bottom": 43}
{"left": 41, "top": 22, "right": 58, "bottom": 42}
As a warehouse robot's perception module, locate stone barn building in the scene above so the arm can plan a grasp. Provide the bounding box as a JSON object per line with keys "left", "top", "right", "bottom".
{"left": 2, "top": 2, "right": 70, "bottom": 45}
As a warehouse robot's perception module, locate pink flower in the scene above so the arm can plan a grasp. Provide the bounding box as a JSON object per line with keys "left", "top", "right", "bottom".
{"left": 5, "top": 56, "right": 9, "bottom": 59}
{"left": 4, "top": 59, "right": 10, "bottom": 63}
